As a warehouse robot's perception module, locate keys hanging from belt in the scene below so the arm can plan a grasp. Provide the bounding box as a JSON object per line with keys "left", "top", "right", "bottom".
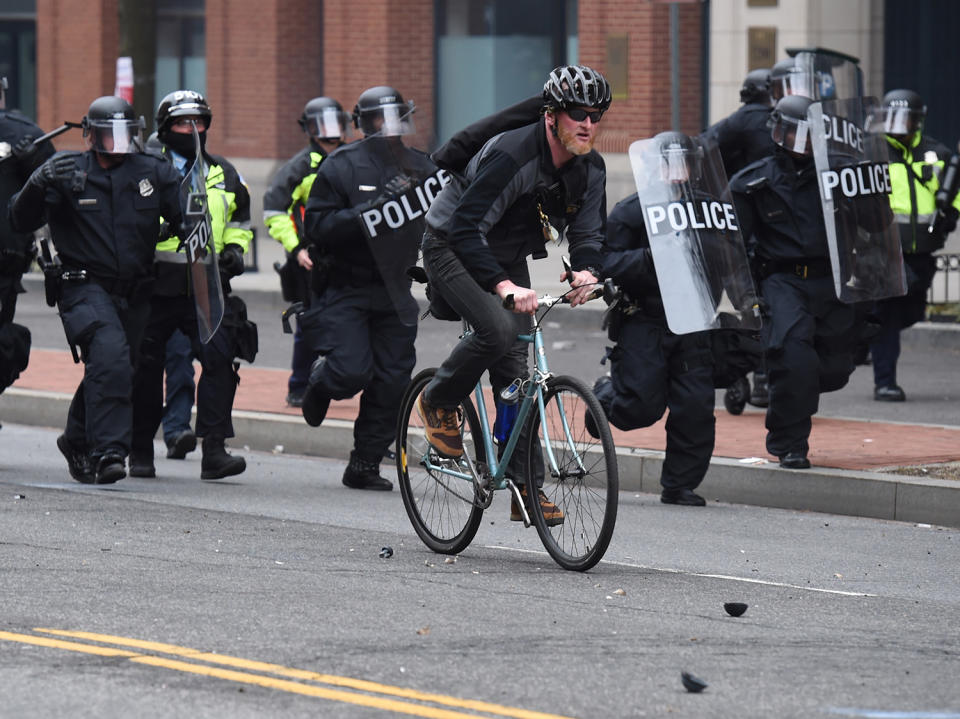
{"left": 537, "top": 202, "right": 560, "bottom": 243}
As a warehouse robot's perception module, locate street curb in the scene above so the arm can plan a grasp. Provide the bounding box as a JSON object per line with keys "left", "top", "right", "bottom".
{"left": 4, "top": 387, "right": 958, "bottom": 529}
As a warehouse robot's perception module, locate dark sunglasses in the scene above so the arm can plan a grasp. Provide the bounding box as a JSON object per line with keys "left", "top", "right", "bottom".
{"left": 565, "top": 107, "right": 603, "bottom": 123}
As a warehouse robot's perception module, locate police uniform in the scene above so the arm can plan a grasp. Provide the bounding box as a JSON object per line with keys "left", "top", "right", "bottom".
{"left": 302, "top": 135, "right": 437, "bottom": 477}
{"left": 730, "top": 150, "right": 856, "bottom": 462}
{"left": 870, "top": 132, "right": 960, "bottom": 396}
{"left": 0, "top": 110, "right": 54, "bottom": 394}
{"left": 263, "top": 142, "right": 332, "bottom": 401}
{"left": 595, "top": 193, "right": 715, "bottom": 500}
{"left": 130, "top": 147, "right": 253, "bottom": 477}
{"left": 9, "top": 149, "right": 183, "bottom": 473}
{"left": 701, "top": 101, "right": 776, "bottom": 178}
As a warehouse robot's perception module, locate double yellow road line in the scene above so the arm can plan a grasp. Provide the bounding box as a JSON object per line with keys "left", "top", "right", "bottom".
{"left": 0, "top": 628, "right": 574, "bottom": 719}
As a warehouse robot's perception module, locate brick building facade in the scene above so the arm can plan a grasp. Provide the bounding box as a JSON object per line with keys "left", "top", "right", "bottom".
{"left": 34, "top": 0, "right": 704, "bottom": 159}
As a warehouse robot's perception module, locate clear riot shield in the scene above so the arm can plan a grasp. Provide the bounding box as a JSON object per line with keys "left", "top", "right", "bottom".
{"left": 787, "top": 47, "right": 864, "bottom": 101}
{"left": 809, "top": 96, "right": 906, "bottom": 303}
{"left": 179, "top": 122, "right": 224, "bottom": 343}
{"left": 628, "top": 135, "right": 760, "bottom": 335}
{"left": 357, "top": 137, "right": 451, "bottom": 326}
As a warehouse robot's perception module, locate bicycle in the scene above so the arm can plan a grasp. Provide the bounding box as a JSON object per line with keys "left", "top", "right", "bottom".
{"left": 395, "top": 278, "right": 619, "bottom": 572}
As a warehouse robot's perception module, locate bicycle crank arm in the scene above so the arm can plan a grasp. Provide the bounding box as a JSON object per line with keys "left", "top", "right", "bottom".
{"left": 506, "top": 479, "right": 532, "bottom": 528}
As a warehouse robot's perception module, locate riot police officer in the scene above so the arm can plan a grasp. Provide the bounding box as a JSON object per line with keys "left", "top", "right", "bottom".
{"left": 869, "top": 90, "right": 960, "bottom": 402}
{"left": 129, "top": 90, "right": 255, "bottom": 481}
{"left": 301, "top": 86, "right": 440, "bottom": 491}
{"left": 701, "top": 68, "right": 775, "bottom": 178}
{"left": 592, "top": 132, "right": 726, "bottom": 506}
{"left": 0, "top": 76, "right": 55, "bottom": 396}
{"left": 263, "top": 96, "right": 348, "bottom": 407}
{"left": 729, "top": 95, "right": 857, "bottom": 469}
{"left": 9, "top": 96, "right": 184, "bottom": 483}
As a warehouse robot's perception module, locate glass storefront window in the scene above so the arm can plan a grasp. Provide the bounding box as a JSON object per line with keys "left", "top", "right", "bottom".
{"left": 435, "top": 0, "right": 577, "bottom": 145}
{"left": 0, "top": 0, "right": 38, "bottom": 120}
{"left": 155, "top": 1, "right": 205, "bottom": 112}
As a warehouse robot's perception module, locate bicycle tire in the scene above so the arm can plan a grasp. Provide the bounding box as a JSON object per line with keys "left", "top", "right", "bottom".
{"left": 524, "top": 375, "right": 618, "bottom": 571}
{"left": 396, "top": 368, "right": 486, "bottom": 554}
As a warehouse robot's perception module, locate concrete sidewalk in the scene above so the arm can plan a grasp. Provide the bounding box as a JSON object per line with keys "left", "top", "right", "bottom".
{"left": 3, "top": 347, "right": 959, "bottom": 529}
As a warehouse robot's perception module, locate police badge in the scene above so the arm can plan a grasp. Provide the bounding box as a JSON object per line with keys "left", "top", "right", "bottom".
{"left": 139, "top": 178, "right": 154, "bottom": 197}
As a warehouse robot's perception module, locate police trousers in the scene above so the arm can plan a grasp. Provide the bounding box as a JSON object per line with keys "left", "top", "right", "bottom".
{"left": 59, "top": 281, "right": 150, "bottom": 459}
{"left": 594, "top": 316, "right": 715, "bottom": 491}
{"left": 761, "top": 272, "right": 855, "bottom": 457}
{"left": 300, "top": 282, "right": 417, "bottom": 462}
{"left": 131, "top": 293, "right": 240, "bottom": 458}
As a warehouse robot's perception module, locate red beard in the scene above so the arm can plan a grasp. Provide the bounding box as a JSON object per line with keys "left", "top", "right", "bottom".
{"left": 556, "top": 123, "right": 596, "bottom": 156}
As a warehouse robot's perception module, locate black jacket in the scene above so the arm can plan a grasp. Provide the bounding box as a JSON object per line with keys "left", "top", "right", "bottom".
{"left": 425, "top": 119, "right": 606, "bottom": 292}
{"left": 700, "top": 102, "right": 775, "bottom": 178}
{"left": 10, "top": 151, "right": 183, "bottom": 281}
{"left": 303, "top": 136, "right": 438, "bottom": 282}
{"left": 1, "top": 111, "right": 55, "bottom": 262}
{"left": 730, "top": 150, "right": 828, "bottom": 264}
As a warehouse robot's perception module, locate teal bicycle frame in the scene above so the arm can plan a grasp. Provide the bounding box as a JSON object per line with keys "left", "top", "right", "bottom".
{"left": 418, "top": 306, "right": 589, "bottom": 521}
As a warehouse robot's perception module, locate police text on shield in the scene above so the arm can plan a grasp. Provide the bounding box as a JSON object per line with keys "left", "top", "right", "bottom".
{"left": 361, "top": 169, "right": 451, "bottom": 238}
{"left": 819, "top": 162, "right": 892, "bottom": 202}
{"left": 645, "top": 200, "right": 739, "bottom": 235}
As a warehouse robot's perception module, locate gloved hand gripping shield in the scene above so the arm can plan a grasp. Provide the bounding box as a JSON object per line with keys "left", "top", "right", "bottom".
{"left": 179, "top": 120, "right": 224, "bottom": 342}
{"left": 628, "top": 134, "right": 760, "bottom": 334}
{"left": 809, "top": 96, "right": 906, "bottom": 302}
{"left": 356, "top": 136, "right": 451, "bottom": 326}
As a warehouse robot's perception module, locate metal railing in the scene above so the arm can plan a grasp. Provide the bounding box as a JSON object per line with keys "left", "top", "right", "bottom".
{"left": 929, "top": 253, "right": 960, "bottom": 305}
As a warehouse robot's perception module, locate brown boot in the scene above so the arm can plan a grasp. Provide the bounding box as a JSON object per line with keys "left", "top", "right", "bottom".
{"left": 510, "top": 486, "right": 564, "bottom": 527}
{"left": 416, "top": 391, "right": 463, "bottom": 458}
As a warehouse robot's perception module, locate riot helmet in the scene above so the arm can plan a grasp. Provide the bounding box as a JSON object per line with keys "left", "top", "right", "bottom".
{"left": 768, "top": 95, "right": 813, "bottom": 156}
{"left": 0, "top": 76, "right": 6, "bottom": 110}
{"left": 769, "top": 58, "right": 820, "bottom": 101}
{"left": 156, "top": 90, "right": 212, "bottom": 155}
{"left": 653, "top": 131, "right": 703, "bottom": 183}
{"left": 543, "top": 65, "right": 612, "bottom": 115}
{"left": 877, "top": 89, "right": 926, "bottom": 139}
{"left": 299, "top": 96, "right": 350, "bottom": 141}
{"left": 740, "top": 68, "right": 772, "bottom": 105}
{"left": 81, "top": 96, "right": 144, "bottom": 154}
{"left": 352, "top": 86, "right": 415, "bottom": 138}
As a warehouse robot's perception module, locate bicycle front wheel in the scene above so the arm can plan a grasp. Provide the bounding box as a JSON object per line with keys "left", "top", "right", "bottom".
{"left": 396, "top": 368, "right": 486, "bottom": 555}
{"left": 525, "top": 375, "right": 618, "bottom": 571}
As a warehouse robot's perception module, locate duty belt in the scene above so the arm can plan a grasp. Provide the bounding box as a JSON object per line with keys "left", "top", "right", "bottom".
{"left": 759, "top": 258, "right": 832, "bottom": 280}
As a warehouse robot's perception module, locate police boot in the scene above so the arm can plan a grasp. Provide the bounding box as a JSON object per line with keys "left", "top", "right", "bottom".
{"left": 723, "top": 376, "right": 750, "bottom": 415}
{"left": 200, "top": 436, "right": 246, "bottom": 480}
{"left": 748, "top": 372, "right": 769, "bottom": 408}
{"left": 342, "top": 451, "right": 393, "bottom": 491}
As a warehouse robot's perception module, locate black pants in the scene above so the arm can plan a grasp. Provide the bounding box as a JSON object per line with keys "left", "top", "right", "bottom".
{"left": 131, "top": 293, "right": 239, "bottom": 458}
{"left": 761, "top": 273, "right": 855, "bottom": 457}
{"left": 595, "top": 315, "right": 715, "bottom": 491}
{"left": 59, "top": 281, "right": 150, "bottom": 460}
{"left": 300, "top": 282, "right": 417, "bottom": 462}
{"left": 870, "top": 253, "right": 936, "bottom": 388}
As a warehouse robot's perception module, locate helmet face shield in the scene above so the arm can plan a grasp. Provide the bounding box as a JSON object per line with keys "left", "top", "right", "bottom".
{"left": 779, "top": 71, "right": 816, "bottom": 100}
{"left": 87, "top": 118, "right": 144, "bottom": 154}
{"left": 304, "top": 107, "right": 351, "bottom": 140}
{"left": 877, "top": 106, "right": 925, "bottom": 137}
{"left": 660, "top": 145, "right": 697, "bottom": 183}
{"left": 358, "top": 102, "right": 415, "bottom": 137}
{"left": 771, "top": 115, "right": 811, "bottom": 155}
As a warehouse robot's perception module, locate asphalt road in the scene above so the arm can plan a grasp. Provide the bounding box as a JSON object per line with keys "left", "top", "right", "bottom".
{"left": 1, "top": 422, "right": 959, "bottom": 718}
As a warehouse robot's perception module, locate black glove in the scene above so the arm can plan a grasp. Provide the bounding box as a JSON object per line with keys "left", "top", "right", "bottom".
{"left": 218, "top": 243, "right": 245, "bottom": 277}
{"left": 33, "top": 155, "right": 78, "bottom": 189}
{"left": 944, "top": 206, "right": 959, "bottom": 235}
{"left": 158, "top": 221, "right": 174, "bottom": 242}
{"left": 11, "top": 135, "right": 38, "bottom": 164}
{"left": 363, "top": 174, "right": 416, "bottom": 210}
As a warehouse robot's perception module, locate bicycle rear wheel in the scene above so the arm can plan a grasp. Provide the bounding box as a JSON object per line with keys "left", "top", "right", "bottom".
{"left": 396, "top": 368, "right": 486, "bottom": 554}
{"left": 524, "top": 375, "right": 618, "bottom": 571}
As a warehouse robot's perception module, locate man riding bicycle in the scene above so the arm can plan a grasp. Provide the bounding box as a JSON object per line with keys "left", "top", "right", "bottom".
{"left": 417, "top": 65, "right": 611, "bottom": 522}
